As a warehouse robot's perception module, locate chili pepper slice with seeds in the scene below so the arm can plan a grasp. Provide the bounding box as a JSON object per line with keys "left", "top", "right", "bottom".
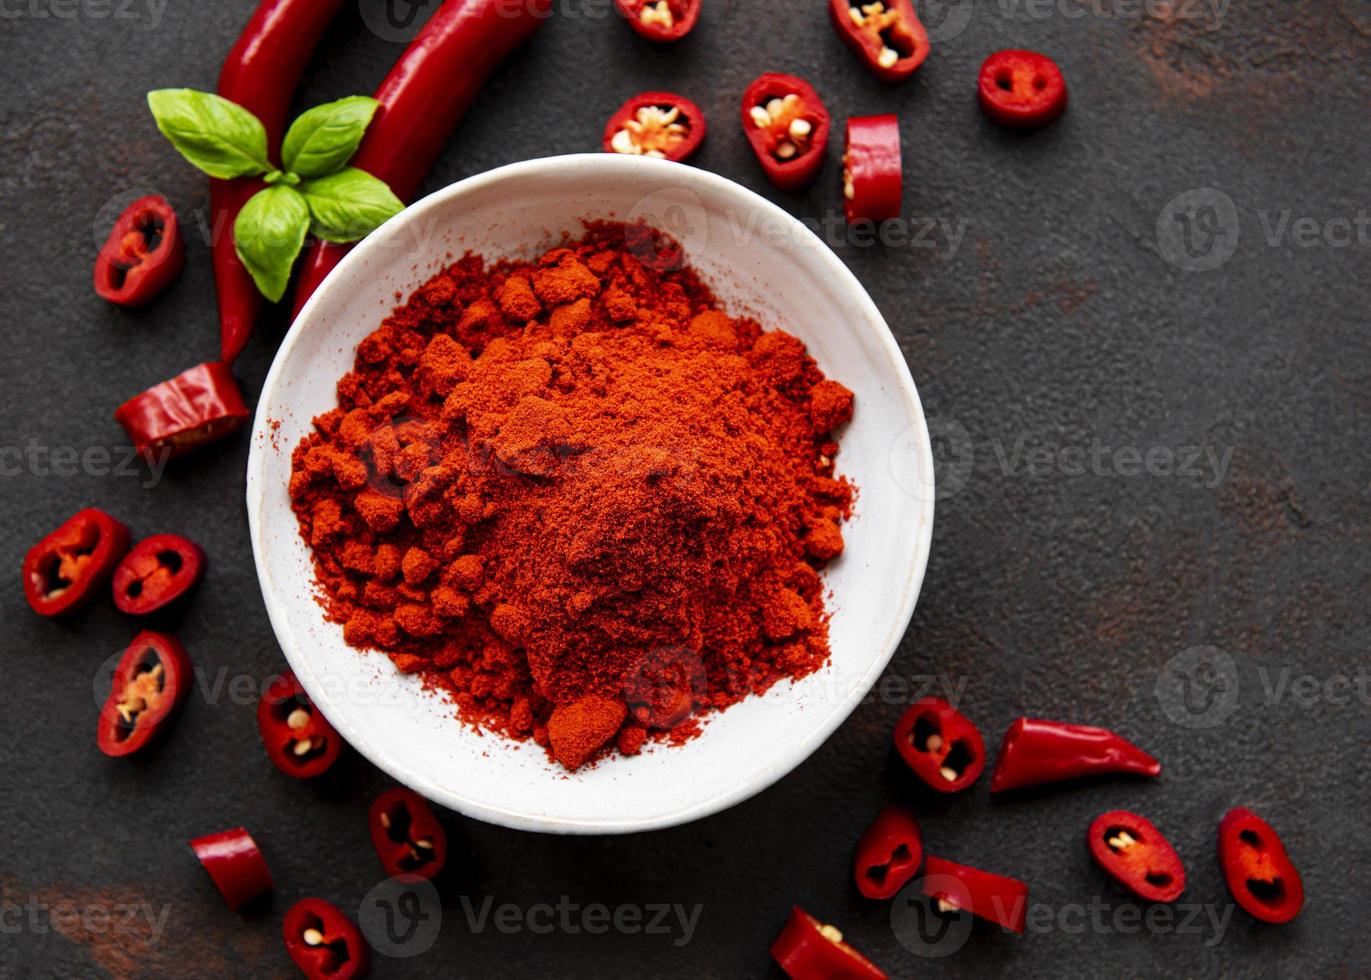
{"left": 740, "top": 74, "right": 831, "bottom": 193}
{"left": 190, "top": 827, "right": 274, "bottom": 910}
{"left": 771, "top": 907, "right": 887, "bottom": 980}
{"left": 843, "top": 115, "right": 902, "bottom": 224}
{"left": 97, "top": 631, "right": 192, "bottom": 757}
{"left": 94, "top": 196, "right": 184, "bottom": 308}
{"left": 111, "top": 534, "right": 206, "bottom": 616}
{"left": 990, "top": 717, "right": 1160, "bottom": 793}
{"left": 921, "top": 855, "right": 1030, "bottom": 934}
{"left": 369, "top": 787, "right": 448, "bottom": 880}
{"left": 1218, "top": 807, "right": 1304, "bottom": 924}
{"left": 977, "top": 49, "right": 1068, "bottom": 129}
{"left": 853, "top": 805, "right": 923, "bottom": 900}
{"left": 1088, "top": 811, "right": 1186, "bottom": 903}
{"left": 283, "top": 898, "right": 369, "bottom": 980}
{"left": 828, "top": 0, "right": 929, "bottom": 83}
{"left": 603, "top": 92, "right": 706, "bottom": 163}
{"left": 114, "top": 362, "right": 251, "bottom": 461}
{"left": 893, "top": 697, "right": 985, "bottom": 793}
{"left": 614, "top": 0, "right": 700, "bottom": 42}
{"left": 259, "top": 671, "right": 343, "bottom": 778}
{"left": 22, "top": 508, "right": 130, "bottom": 617}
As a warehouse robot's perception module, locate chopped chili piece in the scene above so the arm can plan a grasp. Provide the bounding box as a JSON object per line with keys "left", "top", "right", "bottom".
{"left": 990, "top": 717, "right": 1161, "bottom": 793}
{"left": 369, "top": 787, "right": 448, "bottom": 880}
{"left": 843, "top": 115, "right": 902, "bottom": 224}
{"left": 921, "top": 855, "right": 1029, "bottom": 934}
{"left": 111, "top": 534, "right": 206, "bottom": 616}
{"left": 771, "top": 907, "right": 887, "bottom": 980}
{"left": 828, "top": 0, "right": 929, "bottom": 83}
{"left": 1088, "top": 811, "right": 1186, "bottom": 903}
{"left": 614, "top": 0, "right": 700, "bottom": 42}
{"left": 114, "top": 362, "right": 250, "bottom": 461}
{"left": 94, "top": 195, "right": 184, "bottom": 308}
{"left": 740, "top": 73, "right": 831, "bottom": 193}
{"left": 893, "top": 696, "right": 985, "bottom": 793}
{"left": 283, "top": 898, "right": 369, "bottom": 980}
{"left": 22, "top": 508, "right": 130, "bottom": 617}
{"left": 603, "top": 92, "right": 706, "bottom": 163}
{"left": 1218, "top": 807, "right": 1304, "bottom": 924}
{"left": 189, "top": 827, "right": 274, "bottom": 910}
{"left": 258, "top": 670, "right": 343, "bottom": 778}
{"left": 853, "top": 805, "right": 923, "bottom": 900}
{"left": 97, "top": 631, "right": 192, "bottom": 757}
{"left": 977, "top": 49, "right": 1068, "bottom": 129}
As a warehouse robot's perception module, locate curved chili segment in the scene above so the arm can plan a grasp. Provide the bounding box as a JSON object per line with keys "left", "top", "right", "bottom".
{"left": 190, "top": 827, "right": 274, "bottom": 910}
{"left": 258, "top": 671, "right": 342, "bottom": 778}
{"left": 369, "top": 787, "right": 448, "bottom": 880}
{"left": 112, "top": 534, "right": 206, "bottom": 616}
{"left": 990, "top": 717, "right": 1160, "bottom": 793}
{"left": 893, "top": 697, "right": 985, "bottom": 793}
{"left": 603, "top": 92, "right": 706, "bottom": 163}
{"left": 1218, "top": 807, "right": 1304, "bottom": 924}
{"left": 283, "top": 898, "right": 369, "bottom": 980}
{"left": 615, "top": 0, "right": 700, "bottom": 42}
{"left": 977, "top": 49, "right": 1068, "bottom": 129}
{"left": 94, "top": 196, "right": 184, "bottom": 308}
{"left": 740, "top": 74, "right": 831, "bottom": 193}
{"left": 853, "top": 805, "right": 923, "bottom": 900}
{"left": 97, "top": 631, "right": 192, "bottom": 757}
{"left": 22, "top": 508, "right": 129, "bottom": 617}
{"left": 1088, "top": 811, "right": 1185, "bottom": 903}
{"left": 828, "top": 0, "right": 929, "bottom": 83}
{"left": 114, "top": 362, "right": 250, "bottom": 461}
{"left": 843, "top": 114, "right": 902, "bottom": 224}
{"left": 921, "top": 855, "right": 1029, "bottom": 934}
{"left": 771, "top": 907, "right": 887, "bottom": 980}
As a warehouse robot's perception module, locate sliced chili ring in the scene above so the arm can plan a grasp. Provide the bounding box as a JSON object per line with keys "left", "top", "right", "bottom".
{"left": 893, "top": 696, "right": 985, "bottom": 793}
{"left": 603, "top": 92, "right": 706, "bottom": 163}
{"left": 1088, "top": 811, "right": 1186, "bottom": 903}
{"left": 1218, "top": 807, "right": 1304, "bottom": 924}
{"left": 770, "top": 906, "right": 887, "bottom": 980}
{"left": 369, "top": 787, "right": 448, "bottom": 880}
{"left": 283, "top": 898, "right": 370, "bottom": 980}
{"left": 977, "top": 50, "right": 1068, "bottom": 129}
{"left": 740, "top": 73, "right": 831, "bottom": 193}
{"left": 843, "top": 114, "right": 902, "bottom": 224}
{"left": 614, "top": 0, "right": 700, "bottom": 42}
{"left": 853, "top": 805, "right": 923, "bottom": 900}
{"left": 97, "top": 631, "right": 193, "bottom": 757}
{"left": 94, "top": 195, "right": 185, "bottom": 308}
{"left": 921, "top": 855, "right": 1029, "bottom": 934}
{"left": 111, "top": 533, "right": 206, "bottom": 616}
{"left": 258, "top": 670, "right": 343, "bottom": 779}
{"left": 22, "top": 508, "right": 130, "bottom": 617}
{"left": 828, "top": 0, "right": 929, "bottom": 83}
{"left": 190, "top": 827, "right": 274, "bottom": 911}
{"left": 114, "top": 362, "right": 250, "bottom": 462}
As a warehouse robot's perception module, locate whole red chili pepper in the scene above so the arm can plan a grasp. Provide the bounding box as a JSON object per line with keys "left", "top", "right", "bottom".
{"left": 22, "top": 508, "right": 129, "bottom": 617}
{"left": 740, "top": 74, "right": 831, "bottom": 193}
{"left": 283, "top": 898, "right": 369, "bottom": 980}
{"left": 258, "top": 671, "right": 343, "bottom": 778}
{"left": 290, "top": 0, "right": 552, "bottom": 317}
{"left": 111, "top": 534, "right": 206, "bottom": 616}
{"left": 921, "top": 855, "right": 1029, "bottom": 934}
{"left": 828, "top": 0, "right": 929, "bottom": 83}
{"left": 190, "top": 827, "right": 274, "bottom": 911}
{"left": 1218, "top": 807, "right": 1304, "bottom": 924}
{"left": 114, "top": 362, "right": 250, "bottom": 461}
{"left": 214, "top": 0, "right": 347, "bottom": 363}
{"left": 97, "top": 631, "right": 193, "bottom": 757}
{"left": 893, "top": 697, "right": 985, "bottom": 793}
{"left": 1087, "top": 811, "right": 1186, "bottom": 903}
{"left": 94, "top": 196, "right": 184, "bottom": 308}
{"left": 843, "top": 115, "right": 902, "bottom": 224}
{"left": 989, "top": 717, "right": 1161, "bottom": 793}
{"left": 614, "top": 0, "right": 700, "bottom": 42}
{"left": 603, "top": 92, "right": 707, "bottom": 163}
{"left": 369, "top": 787, "right": 448, "bottom": 880}
{"left": 770, "top": 907, "right": 887, "bottom": 980}
{"left": 853, "top": 805, "right": 923, "bottom": 900}
{"left": 977, "top": 50, "right": 1068, "bottom": 129}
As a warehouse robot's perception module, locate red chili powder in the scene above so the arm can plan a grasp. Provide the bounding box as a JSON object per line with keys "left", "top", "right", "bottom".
{"left": 289, "top": 223, "right": 854, "bottom": 770}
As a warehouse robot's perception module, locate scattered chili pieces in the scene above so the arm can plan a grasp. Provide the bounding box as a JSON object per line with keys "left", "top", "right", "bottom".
{"left": 615, "top": 0, "right": 700, "bottom": 42}
{"left": 603, "top": 92, "right": 706, "bottom": 162}
{"left": 843, "top": 115, "right": 902, "bottom": 224}
{"left": 893, "top": 697, "right": 985, "bottom": 793}
{"left": 771, "top": 907, "right": 887, "bottom": 980}
{"left": 97, "top": 631, "right": 193, "bottom": 757}
{"left": 111, "top": 533, "right": 206, "bottom": 616}
{"left": 977, "top": 49, "right": 1068, "bottom": 129}
{"left": 828, "top": 0, "right": 929, "bottom": 83}
{"left": 1087, "top": 811, "right": 1185, "bottom": 903}
{"left": 369, "top": 787, "right": 448, "bottom": 880}
{"left": 258, "top": 671, "right": 343, "bottom": 778}
{"left": 114, "top": 361, "right": 250, "bottom": 461}
{"left": 1218, "top": 807, "right": 1304, "bottom": 924}
{"left": 22, "top": 508, "right": 129, "bottom": 617}
{"left": 853, "top": 805, "right": 923, "bottom": 900}
{"left": 190, "top": 827, "right": 274, "bottom": 911}
{"left": 921, "top": 855, "right": 1029, "bottom": 934}
{"left": 94, "top": 195, "right": 184, "bottom": 308}
{"left": 741, "top": 73, "right": 831, "bottom": 193}
{"left": 990, "top": 717, "right": 1160, "bottom": 793}
{"left": 283, "top": 898, "right": 369, "bottom": 980}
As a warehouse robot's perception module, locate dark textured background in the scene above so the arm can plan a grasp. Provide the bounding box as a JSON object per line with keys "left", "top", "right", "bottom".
{"left": 2, "top": 0, "right": 1368, "bottom": 976}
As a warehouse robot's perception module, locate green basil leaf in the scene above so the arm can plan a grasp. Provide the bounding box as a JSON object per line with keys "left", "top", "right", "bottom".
{"left": 233, "top": 186, "right": 310, "bottom": 302}
{"left": 147, "top": 89, "right": 272, "bottom": 179}
{"left": 299, "top": 168, "right": 404, "bottom": 243}
{"left": 281, "top": 96, "right": 381, "bottom": 178}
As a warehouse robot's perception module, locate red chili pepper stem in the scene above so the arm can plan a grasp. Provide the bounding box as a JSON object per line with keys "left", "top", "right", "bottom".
{"left": 94, "top": 196, "right": 184, "bottom": 308}
{"left": 990, "top": 717, "right": 1161, "bottom": 793}
{"left": 603, "top": 92, "right": 707, "bottom": 163}
{"left": 22, "top": 509, "right": 130, "bottom": 617}
{"left": 97, "top": 631, "right": 193, "bottom": 757}
{"left": 1218, "top": 808, "right": 1304, "bottom": 924}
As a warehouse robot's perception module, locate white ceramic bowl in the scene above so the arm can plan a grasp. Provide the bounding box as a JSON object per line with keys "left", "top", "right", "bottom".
{"left": 247, "top": 154, "right": 935, "bottom": 834}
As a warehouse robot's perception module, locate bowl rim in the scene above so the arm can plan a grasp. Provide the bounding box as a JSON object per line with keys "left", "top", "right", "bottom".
{"left": 246, "top": 153, "right": 935, "bottom": 834}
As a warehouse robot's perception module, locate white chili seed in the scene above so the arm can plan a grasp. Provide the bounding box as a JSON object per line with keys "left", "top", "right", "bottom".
{"left": 303, "top": 928, "right": 324, "bottom": 946}
{"left": 1108, "top": 832, "right": 1137, "bottom": 850}
{"left": 878, "top": 46, "right": 899, "bottom": 69}
{"left": 766, "top": 98, "right": 785, "bottom": 117}
{"left": 925, "top": 733, "right": 943, "bottom": 752}
{"left": 750, "top": 106, "right": 773, "bottom": 128}
{"left": 818, "top": 923, "right": 844, "bottom": 944}
{"left": 939, "top": 766, "right": 959, "bottom": 782}
{"left": 610, "top": 129, "right": 638, "bottom": 154}
{"left": 645, "top": 149, "right": 666, "bottom": 159}
{"left": 286, "top": 708, "right": 311, "bottom": 731}
{"left": 789, "top": 118, "right": 812, "bottom": 140}
{"left": 415, "top": 838, "right": 434, "bottom": 849}
{"left": 847, "top": 6, "right": 865, "bottom": 25}
{"left": 936, "top": 898, "right": 960, "bottom": 914}
{"left": 292, "top": 739, "right": 312, "bottom": 757}
{"left": 843, "top": 179, "right": 855, "bottom": 201}
{"left": 776, "top": 141, "right": 797, "bottom": 160}
{"left": 379, "top": 812, "right": 391, "bottom": 829}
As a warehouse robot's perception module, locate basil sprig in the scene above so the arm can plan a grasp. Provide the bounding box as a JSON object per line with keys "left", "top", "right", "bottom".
{"left": 147, "top": 89, "right": 402, "bottom": 302}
